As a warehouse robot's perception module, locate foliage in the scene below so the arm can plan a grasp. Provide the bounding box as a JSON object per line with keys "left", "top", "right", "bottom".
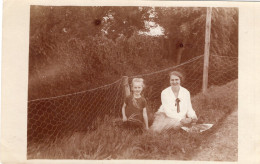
{"left": 211, "top": 8, "right": 238, "bottom": 57}
{"left": 28, "top": 6, "right": 238, "bottom": 101}
{"left": 154, "top": 7, "right": 238, "bottom": 62}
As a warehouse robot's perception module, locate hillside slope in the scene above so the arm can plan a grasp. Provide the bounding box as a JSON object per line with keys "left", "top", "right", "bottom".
{"left": 192, "top": 109, "right": 238, "bottom": 161}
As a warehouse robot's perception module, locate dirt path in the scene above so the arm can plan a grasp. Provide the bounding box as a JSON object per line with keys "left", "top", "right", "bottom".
{"left": 191, "top": 109, "right": 238, "bottom": 161}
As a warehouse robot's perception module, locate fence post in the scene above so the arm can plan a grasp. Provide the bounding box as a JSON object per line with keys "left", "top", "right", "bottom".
{"left": 202, "top": 7, "right": 212, "bottom": 94}
{"left": 122, "top": 76, "right": 130, "bottom": 97}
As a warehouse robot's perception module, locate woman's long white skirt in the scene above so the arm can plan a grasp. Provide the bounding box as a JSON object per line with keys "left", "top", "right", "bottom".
{"left": 150, "top": 112, "right": 182, "bottom": 132}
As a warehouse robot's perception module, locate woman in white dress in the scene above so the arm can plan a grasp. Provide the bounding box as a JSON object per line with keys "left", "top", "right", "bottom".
{"left": 150, "top": 71, "right": 198, "bottom": 132}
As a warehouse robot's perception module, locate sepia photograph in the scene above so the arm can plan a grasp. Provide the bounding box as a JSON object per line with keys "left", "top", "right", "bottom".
{"left": 26, "top": 5, "right": 238, "bottom": 161}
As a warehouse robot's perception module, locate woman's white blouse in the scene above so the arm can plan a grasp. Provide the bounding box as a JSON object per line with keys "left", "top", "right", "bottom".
{"left": 157, "top": 86, "right": 197, "bottom": 121}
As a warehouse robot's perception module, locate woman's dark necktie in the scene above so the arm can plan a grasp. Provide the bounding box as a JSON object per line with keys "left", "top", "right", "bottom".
{"left": 175, "top": 98, "right": 180, "bottom": 113}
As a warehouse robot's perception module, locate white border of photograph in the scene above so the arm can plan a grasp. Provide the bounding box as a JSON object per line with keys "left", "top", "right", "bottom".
{"left": 1, "top": 0, "right": 260, "bottom": 164}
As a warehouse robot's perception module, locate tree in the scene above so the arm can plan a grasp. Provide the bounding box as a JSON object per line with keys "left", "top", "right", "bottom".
{"left": 28, "top": 6, "right": 238, "bottom": 99}
{"left": 154, "top": 7, "right": 207, "bottom": 64}
{"left": 154, "top": 7, "right": 238, "bottom": 64}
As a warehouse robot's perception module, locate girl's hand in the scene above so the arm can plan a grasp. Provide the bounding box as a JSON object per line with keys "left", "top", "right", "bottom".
{"left": 145, "top": 126, "right": 149, "bottom": 130}
{"left": 122, "top": 116, "right": 127, "bottom": 122}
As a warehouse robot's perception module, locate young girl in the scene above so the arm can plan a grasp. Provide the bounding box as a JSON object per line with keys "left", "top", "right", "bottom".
{"left": 121, "top": 78, "right": 149, "bottom": 131}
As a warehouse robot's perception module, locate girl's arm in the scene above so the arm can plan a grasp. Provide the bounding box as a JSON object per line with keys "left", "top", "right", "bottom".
{"left": 143, "top": 107, "right": 149, "bottom": 130}
{"left": 122, "top": 103, "right": 127, "bottom": 121}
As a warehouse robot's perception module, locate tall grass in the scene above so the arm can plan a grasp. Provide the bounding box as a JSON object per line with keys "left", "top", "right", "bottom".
{"left": 28, "top": 79, "right": 237, "bottom": 160}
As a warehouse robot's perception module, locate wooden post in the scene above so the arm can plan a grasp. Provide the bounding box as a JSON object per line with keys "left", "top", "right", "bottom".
{"left": 202, "top": 7, "right": 212, "bottom": 94}
{"left": 122, "top": 76, "right": 130, "bottom": 97}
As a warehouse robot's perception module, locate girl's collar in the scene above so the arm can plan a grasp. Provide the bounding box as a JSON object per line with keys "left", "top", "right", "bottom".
{"left": 133, "top": 94, "right": 141, "bottom": 98}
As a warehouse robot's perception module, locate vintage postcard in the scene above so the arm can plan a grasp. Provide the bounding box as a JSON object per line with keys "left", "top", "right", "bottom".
{"left": 1, "top": 0, "right": 260, "bottom": 164}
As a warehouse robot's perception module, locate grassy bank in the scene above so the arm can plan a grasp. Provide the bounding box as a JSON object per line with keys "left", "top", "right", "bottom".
{"left": 28, "top": 79, "right": 237, "bottom": 160}
{"left": 191, "top": 109, "right": 238, "bottom": 161}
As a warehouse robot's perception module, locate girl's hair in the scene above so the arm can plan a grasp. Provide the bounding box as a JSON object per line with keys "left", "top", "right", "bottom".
{"left": 131, "top": 78, "right": 145, "bottom": 108}
{"left": 131, "top": 78, "right": 145, "bottom": 88}
{"left": 169, "top": 71, "right": 184, "bottom": 82}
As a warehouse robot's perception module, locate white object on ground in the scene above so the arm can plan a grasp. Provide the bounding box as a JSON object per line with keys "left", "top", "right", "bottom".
{"left": 181, "top": 124, "right": 213, "bottom": 133}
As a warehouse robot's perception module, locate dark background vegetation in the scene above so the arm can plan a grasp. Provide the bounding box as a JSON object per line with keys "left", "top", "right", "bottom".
{"left": 28, "top": 6, "right": 238, "bottom": 100}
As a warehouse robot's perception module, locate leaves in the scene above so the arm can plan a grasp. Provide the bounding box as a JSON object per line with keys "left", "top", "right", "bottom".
{"left": 29, "top": 6, "right": 238, "bottom": 100}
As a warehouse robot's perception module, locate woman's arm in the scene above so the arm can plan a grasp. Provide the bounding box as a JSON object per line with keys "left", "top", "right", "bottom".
{"left": 143, "top": 107, "right": 149, "bottom": 130}
{"left": 161, "top": 91, "right": 176, "bottom": 118}
{"left": 122, "top": 102, "right": 127, "bottom": 121}
{"left": 186, "top": 91, "right": 198, "bottom": 121}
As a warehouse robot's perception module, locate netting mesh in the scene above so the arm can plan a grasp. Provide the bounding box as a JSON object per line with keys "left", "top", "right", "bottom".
{"left": 27, "top": 79, "right": 123, "bottom": 146}
{"left": 27, "top": 55, "right": 238, "bottom": 155}
{"left": 208, "top": 55, "right": 238, "bottom": 85}
{"left": 128, "top": 55, "right": 205, "bottom": 115}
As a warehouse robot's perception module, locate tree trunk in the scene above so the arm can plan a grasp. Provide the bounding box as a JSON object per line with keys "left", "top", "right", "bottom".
{"left": 168, "top": 38, "right": 173, "bottom": 60}
{"left": 176, "top": 40, "right": 186, "bottom": 65}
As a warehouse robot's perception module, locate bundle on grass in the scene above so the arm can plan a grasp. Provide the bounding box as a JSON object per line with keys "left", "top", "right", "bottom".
{"left": 28, "top": 79, "right": 237, "bottom": 160}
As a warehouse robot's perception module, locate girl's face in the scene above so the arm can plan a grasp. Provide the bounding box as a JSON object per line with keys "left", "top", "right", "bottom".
{"left": 170, "top": 75, "right": 181, "bottom": 87}
{"left": 132, "top": 82, "right": 143, "bottom": 95}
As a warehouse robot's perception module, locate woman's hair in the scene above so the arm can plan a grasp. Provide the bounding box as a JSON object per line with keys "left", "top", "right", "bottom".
{"left": 131, "top": 78, "right": 145, "bottom": 108}
{"left": 169, "top": 71, "right": 184, "bottom": 82}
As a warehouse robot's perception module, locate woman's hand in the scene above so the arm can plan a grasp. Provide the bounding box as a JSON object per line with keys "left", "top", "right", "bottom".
{"left": 180, "top": 118, "right": 192, "bottom": 126}
{"left": 191, "top": 117, "right": 198, "bottom": 123}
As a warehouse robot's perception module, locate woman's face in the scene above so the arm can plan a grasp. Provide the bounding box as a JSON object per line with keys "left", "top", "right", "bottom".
{"left": 170, "top": 75, "right": 181, "bottom": 87}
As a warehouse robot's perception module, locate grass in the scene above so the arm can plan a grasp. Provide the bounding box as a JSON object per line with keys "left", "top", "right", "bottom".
{"left": 27, "top": 79, "right": 238, "bottom": 160}
{"left": 191, "top": 109, "right": 238, "bottom": 161}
